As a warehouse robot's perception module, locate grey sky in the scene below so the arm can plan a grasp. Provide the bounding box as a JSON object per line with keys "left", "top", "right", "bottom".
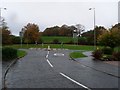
{"left": 0, "top": 0, "right": 119, "bottom": 36}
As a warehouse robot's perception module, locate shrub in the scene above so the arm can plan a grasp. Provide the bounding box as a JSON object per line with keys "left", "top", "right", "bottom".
{"left": 2, "top": 47, "right": 18, "bottom": 61}
{"left": 66, "top": 40, "right": 74, "bottom": 44}
{"left": 52, "top": 39, "right": 60, "bottom": 44}
{"left": 102, "top": 55, "right": 113, "bottom": 61}
{"left": 102, "top": 47, "right": 113, "bottom": 55}
{"left": 38, "top": 38, "right": 43, "bottom": 44}
{"left": 112, "top": 51, "right": 120, "bottom": 61}
{"left": 114, "top": 46, "right": 120, "bottom": 52}
{"left": 92, "top": 50, "right": 103, "bottom": 60}
{"left": 78, "top": 37, "right": 87, "bottom": 45}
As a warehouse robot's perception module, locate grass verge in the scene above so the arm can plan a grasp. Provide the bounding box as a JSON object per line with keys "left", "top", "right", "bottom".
{"left": 70, "top": 51, "right": 87, "bottom": 59}
{"left": 5, "top": 44, "right": 95, "bottom": 51}
{"left": 17, "top": 50, "right": 27, "bottom": 58}
{"left": 41, "top": 36, "right": 74, "bottom": 43}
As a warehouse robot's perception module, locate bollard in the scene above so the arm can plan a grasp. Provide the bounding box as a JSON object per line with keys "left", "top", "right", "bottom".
{"left": 48, "top": 45, "right": 51, "bottom": 51}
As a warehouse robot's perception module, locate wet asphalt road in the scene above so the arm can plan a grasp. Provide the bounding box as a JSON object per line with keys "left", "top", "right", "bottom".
{"left": 5, "top": 49, "right": 118, "bottom": 89}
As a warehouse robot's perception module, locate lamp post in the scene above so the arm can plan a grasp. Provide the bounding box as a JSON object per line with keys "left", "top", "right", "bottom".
{"left": 0, "top": 8, "right": 7, "bottom": 27}
{"left": 89, "top": 8, "right": 96, "bottom": 51}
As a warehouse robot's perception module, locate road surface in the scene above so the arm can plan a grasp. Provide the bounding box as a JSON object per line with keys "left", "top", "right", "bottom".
{"left": 4, "top": 49, "right": 119, "bottom": 89}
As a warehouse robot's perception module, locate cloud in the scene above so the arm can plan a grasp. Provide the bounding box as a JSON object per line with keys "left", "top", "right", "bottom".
{"left": 2, "top": 2, "right": 118, "bottom": 36}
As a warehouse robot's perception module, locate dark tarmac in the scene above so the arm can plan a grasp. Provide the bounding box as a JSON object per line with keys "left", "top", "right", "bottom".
{"left": 3, "top": 49, "right": 119, "bottom": 89}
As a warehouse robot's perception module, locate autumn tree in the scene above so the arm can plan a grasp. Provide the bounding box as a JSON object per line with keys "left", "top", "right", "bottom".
{"left": 22, "top": 23, "right": 40, "bottom": 44}
{"left": 59, "top": 25, "right": 74, "bottom": 36}
{"left": 0, "top": 19, "right": 12, "bottom": 45}
{"left": 98, "top": 23, "right": 120, "bottom": 48}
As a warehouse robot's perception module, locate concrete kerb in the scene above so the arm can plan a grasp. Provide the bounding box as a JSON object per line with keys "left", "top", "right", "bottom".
{"left": 3, "top": 52, "right": 27, "bottom": 90}
{"left": 3, "top": 59, "right": 17, "bottom": 89}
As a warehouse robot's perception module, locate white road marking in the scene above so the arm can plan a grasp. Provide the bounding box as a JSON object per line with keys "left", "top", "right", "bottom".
{"left": 47, "top": 51, "right": 50, "bottom": 55}
{"left": 59, "top": 72, "right": 91, "bottom": 90}
{"left": 47, "top": 59, "right": 53, "bottom": 68}
{"left": 46, "top": 55, "right": 48, "bottom": 58}
{"left": 54, "top": 53, "right": 64, "bottom": 56}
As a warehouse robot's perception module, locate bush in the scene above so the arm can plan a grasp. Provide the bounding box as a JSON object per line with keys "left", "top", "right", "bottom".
{"left": 78, "top": 37, "right": 87, "bottom": 45}
{"left": 112, "top": 51, "right": 120, "bottom": 61}
{"left": 66, "top": 40, "right": 74, "bottom": 44}
{"left": 52, "top": 39, "right": 60, "bottom": 44}
{"left": 114, "top": 46, "right": 120, "bottom": 52}
{"left": 102, "top": 47, "right": 113, "bottom": 55}
{"left": 102, "top": 55, "right": 113, "bottom": 61}
{"left": 2, "top": 47, "right": 18, "bottom": 61}
{"left": 38, "top": 38, "right": 43, "bottom": 44}
{"left": 92, "top": 50, "right": 103, "bottom": 60}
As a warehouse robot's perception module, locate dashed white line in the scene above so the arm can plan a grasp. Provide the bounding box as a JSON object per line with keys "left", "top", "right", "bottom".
{"left": 59, "top": 72, "right": 91, "bottom": 90}
{"left": 46, "top": 55, "right": 48, "bottom": 58}
{"left": 47, "top": 59, "right": 53, "bottom": 68}
{"left": 47, "top": 51, "right": 50, "bottom": 55}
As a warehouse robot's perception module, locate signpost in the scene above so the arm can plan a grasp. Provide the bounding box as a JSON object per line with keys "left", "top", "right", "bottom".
{"left": 19, "top": 30, "right": 24, "bottom": 48}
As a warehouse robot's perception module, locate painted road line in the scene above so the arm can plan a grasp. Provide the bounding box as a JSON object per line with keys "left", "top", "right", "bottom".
{"left": 59, "top": 72, "right": 91, "bottom": 90}
{"left": 47, "top": 51, "right": 50, "bottom": 55}
{"left": 47, "top": 59, "right": 53, "bottom": 68}
{"left": 54, "top": 53, "right": 64, "bottom": 56}
{"left": 46, "top": 55, "right": 48, "bottom": 58}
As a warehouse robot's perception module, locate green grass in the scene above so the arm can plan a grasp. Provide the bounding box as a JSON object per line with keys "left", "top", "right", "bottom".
{"left": 70, "top": 51, "right": 87, "bottom": 58}
{"left": 5, "top": 44, "right": 95, "bottom": 51}
{"left": 41, "top": 36, "right": 75, "bottom": 43}
{"left": 114, "top": 46, "right": 120, "bottom": 52}
{"left": 17, "top": 50, "right": 27, "bottom": 58}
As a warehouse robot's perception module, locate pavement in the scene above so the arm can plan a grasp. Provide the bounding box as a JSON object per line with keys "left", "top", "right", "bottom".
{"left": 2, "top": 49, "right": 119, "bottom": 89}
{"left": 75, "top": 51, "right": 120, "bottom": 78}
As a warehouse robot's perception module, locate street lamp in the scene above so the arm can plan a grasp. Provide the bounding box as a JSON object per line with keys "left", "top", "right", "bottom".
{"left": 0, "top": 8, "right": 7, "bottom": 26}
{"left": 89, "top": 8, "right": 96, "bottom": 51}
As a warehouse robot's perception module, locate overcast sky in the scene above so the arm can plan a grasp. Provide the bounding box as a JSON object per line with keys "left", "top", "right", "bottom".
{"left": 0, "top": 0, "right": 119, "bottom": 36}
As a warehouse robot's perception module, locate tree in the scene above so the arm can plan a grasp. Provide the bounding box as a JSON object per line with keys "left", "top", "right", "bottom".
{"left": 82, "top": 30, "right": 94, "bottom": 45}
{"left": 59, "top": 25, "right": 73, "bottom": 36}
{"left": 0, "top": 19, "right": 12, "bottom": 45}
{"left": 22, "top": 23, "right": 40, "bottom": 44}
{"left": 11, "top": 35, "right": 21, "bottom": 44}
{"left": 95, "top": 26, "right": 107, "bottom": 40}
{"left": 98, "top": 23, "right": 120, "bottom": 48}
{"left": 43, "top": 25, "right": 76, "bottom": 37}
{"left": 43, "top": 26, "right": 60, "bottom": 36}
{"left": 82, "top": 26, "right": 107, "bottom": 45}
{"left": 1, "top": 28, "right": 12, "bottom": 45}
{"left": 75, "top": 24, "right": 85, "bottom": 37}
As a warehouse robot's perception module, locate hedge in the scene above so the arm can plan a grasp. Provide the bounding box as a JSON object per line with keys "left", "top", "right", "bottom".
{"left": 2, "top": 47, "right": 18, "bottom": 61}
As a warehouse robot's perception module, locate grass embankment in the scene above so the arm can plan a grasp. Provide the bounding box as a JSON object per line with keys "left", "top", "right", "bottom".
{"left": 17, "top": 50, "right": 27, "bottom": 58}
{"left": 70, "top": 51, "right": 87, "bottom": 59}
{"left": 6, "top": 44, "right": 94, "bottom": 51}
